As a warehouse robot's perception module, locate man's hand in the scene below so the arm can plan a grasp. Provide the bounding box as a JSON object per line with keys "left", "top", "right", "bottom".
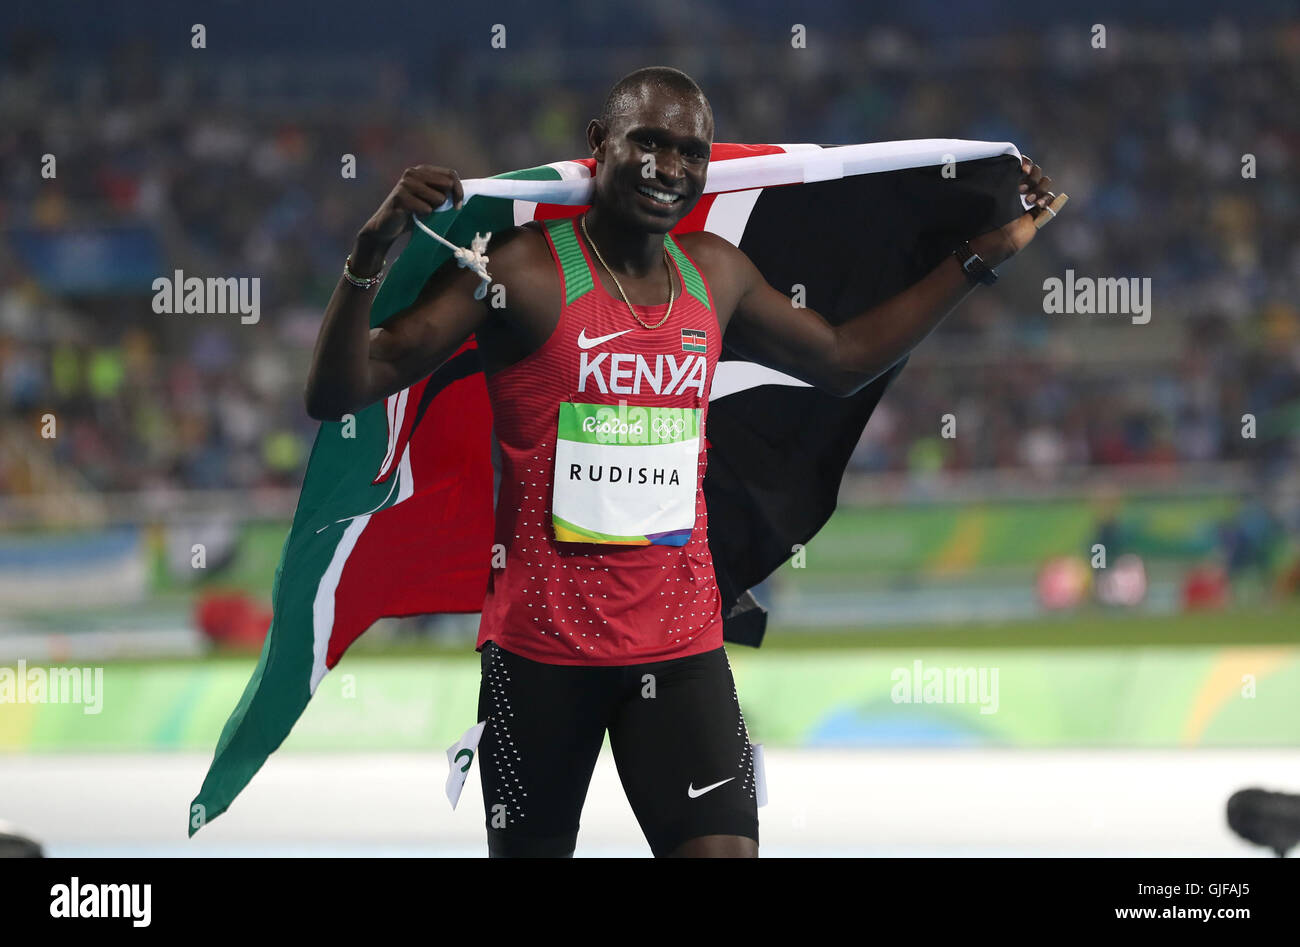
{"left": 970, "top": 154, "right": 1061, "bottom": 267}
{"left": 306, "top": 164, "right": 484, "bottom": 421}
{"left": 354, "top": 165, "right": 465, "bottom": 267}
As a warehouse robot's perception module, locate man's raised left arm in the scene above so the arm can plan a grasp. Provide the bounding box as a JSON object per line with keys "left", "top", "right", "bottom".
{"left": 722, "top": 155, "right": 1059, "bottom": 397}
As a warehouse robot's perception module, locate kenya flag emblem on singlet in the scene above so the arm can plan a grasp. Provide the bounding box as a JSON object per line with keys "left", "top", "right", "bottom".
{"left": 681, "top": 328, "right": 706, "bottom": 353}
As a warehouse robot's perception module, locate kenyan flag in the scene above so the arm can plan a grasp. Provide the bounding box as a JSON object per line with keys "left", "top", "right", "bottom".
{"left": 189, "top": 140, "right": 1028, "bottom": 834}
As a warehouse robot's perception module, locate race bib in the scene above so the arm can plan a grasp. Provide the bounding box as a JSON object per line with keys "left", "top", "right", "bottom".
{"left": 552, "top": 402, "right": 700, "bottom": 546}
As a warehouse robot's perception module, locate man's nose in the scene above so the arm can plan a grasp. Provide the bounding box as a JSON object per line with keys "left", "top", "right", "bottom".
{"left": 656, "top": 149, "right": 684, "bottom": 183}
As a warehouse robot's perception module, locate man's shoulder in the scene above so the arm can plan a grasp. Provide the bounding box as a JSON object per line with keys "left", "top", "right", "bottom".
{"left": 483, "top": 220, "right": 554, "bottom": 277}
{"left": 673, "top": 230, "right": 749, "bottom": 274}
{"left": 470, "top": 221, "right": 561, "bottom": 323}
{"left": 673, "top": 228, "right": 733, "bottom": 254}
{"left": 672, "top": 230, "right": 753, "bottom": 313}
{"left": 487, "top": 219, "right": 549, "bottom": 252}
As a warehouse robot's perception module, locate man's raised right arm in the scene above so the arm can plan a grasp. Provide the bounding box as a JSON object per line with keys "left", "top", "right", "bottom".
{"left": 304, "top": 165, "right": 485, "bottom": 421}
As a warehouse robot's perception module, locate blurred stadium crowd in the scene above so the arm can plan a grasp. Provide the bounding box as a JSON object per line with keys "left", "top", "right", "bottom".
{"left": 1, "top": 16, "right": 1297, "bottom": 498}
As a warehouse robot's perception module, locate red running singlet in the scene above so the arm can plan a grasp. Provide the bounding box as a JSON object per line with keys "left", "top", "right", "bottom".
{"left": 476, "top": 216, "right": 724, "bottom": 666}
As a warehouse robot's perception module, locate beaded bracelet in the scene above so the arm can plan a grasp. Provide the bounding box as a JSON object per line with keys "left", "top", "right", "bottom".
{"left": 343, "top": 254, "right": 386, "bottom": 290}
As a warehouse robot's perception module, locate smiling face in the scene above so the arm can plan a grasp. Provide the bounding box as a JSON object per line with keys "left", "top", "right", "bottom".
{"left": 588, "top": 83, "right": 713, "bottom": 234}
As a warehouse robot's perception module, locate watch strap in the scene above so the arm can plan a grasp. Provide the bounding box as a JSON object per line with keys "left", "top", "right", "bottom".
{"left": 954, "top": 240, "right": 998, "bottom": 286}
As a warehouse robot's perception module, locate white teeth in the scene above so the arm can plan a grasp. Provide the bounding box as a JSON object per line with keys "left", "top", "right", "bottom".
{"left": 637, "top": 185, "right": 680, "bottom": 204}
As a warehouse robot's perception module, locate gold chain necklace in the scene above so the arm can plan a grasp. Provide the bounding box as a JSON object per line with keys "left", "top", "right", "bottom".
{"left": 580, "top": 213, "right": 674, "bottom": 330}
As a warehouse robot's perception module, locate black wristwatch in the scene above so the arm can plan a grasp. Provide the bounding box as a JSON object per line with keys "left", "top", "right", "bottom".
{"left": 953, "top": 240, "right": 998, "bottom": 286}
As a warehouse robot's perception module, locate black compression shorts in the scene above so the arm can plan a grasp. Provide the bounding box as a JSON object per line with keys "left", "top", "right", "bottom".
{"left": 476, "top": 640, "right": 760, "bottom": 857}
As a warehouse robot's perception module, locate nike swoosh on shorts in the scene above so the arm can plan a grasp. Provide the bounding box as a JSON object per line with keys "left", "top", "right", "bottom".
{"left": 687, "top": 777, "right": 736, "bottom": 798}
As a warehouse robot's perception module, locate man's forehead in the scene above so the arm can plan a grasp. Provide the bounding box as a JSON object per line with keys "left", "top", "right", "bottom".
{"left": 610, "top": 88, "right": 712, "bottom": 137}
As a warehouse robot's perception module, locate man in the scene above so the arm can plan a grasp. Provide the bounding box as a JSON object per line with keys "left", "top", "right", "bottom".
{"left": 304, "top": 66, "right": 1058, "bottom": 857}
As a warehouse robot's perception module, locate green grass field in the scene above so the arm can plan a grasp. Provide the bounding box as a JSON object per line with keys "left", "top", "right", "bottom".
{"left": 758, "top": 604, "right": 1300, "bottom": 649}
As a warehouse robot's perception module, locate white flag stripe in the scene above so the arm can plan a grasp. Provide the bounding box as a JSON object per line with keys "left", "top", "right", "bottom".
{"left": 545, "top": 160, "right": 594, "bottom": 180}
{"left": 710, "top": 361, "right": 813, "bottom": 401}
{"left": 696, "top": 180, "right": 817, "bottom": 400}
{"left": 516, "top": 159, "right": 590, "bottom": 223}
{"left": 311, "top": 512, "right": 369, "bottom": 693}
{"left": 702, "top": 188, "right": 764, "bottom": 248}
{"left": 432, "top": 139, "right": 1019, "bottom": 210}
{"left": 376, "top": 387, "right": 408, "bottom": 480}
{"left": 311, "top": 439, "right": 414, "bottom": 690}
{"left": 395, "top": 441, "right": 414, "bottom": 505}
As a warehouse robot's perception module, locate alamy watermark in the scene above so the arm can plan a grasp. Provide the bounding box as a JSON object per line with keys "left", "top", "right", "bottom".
{"left": 0, "top": 660, "right": 103, "bottom": 714}
{"left": 1043, "top": 269, "right": 1151, "bottom": 325}
{"left": 152, "top": 269, "right": 260, "bottom": 324}
{"left": 891, "top": 659, "right": 999, "bottom": 714}
{"left": 50, "top": 877, "right": 150, "bottom": 927}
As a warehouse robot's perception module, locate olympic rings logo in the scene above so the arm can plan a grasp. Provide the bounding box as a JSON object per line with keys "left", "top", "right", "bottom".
{"left": 652, "top": 417, "right": 687, "bottom": 438}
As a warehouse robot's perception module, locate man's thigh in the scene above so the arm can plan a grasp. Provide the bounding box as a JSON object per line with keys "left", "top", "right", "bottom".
{"left": 607, "top": 646, "right": 760, "bottom": 857}
{"left": 477, "top": 641, "right": 617, "bottom": 857}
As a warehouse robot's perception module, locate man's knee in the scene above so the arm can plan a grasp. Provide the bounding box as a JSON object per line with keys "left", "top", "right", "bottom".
{"left": 666, "top": 834, "right": 758, "bottom": 858}
{"left": 488, "top": 831, "right": 578, "bottom": 858}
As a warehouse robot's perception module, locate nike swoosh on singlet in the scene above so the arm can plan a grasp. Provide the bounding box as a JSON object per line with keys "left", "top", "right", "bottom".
{"left": 687, "top": 777, "right": 736, "bottom": 799}
{"left": 577, "top": 327, "right": 635, "bottom": 349}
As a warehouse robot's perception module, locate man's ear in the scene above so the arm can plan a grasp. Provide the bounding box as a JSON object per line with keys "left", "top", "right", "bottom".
{"left": 586, "top": 119, "right": 606, "bottom": 160}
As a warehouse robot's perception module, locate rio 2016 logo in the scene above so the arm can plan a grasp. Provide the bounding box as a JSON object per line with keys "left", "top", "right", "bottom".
{"left": 582, "top": 416, "right": 644, "bottom": 436}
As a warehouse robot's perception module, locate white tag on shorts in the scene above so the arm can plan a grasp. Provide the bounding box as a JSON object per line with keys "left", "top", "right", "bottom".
{"left": 445, "top": 720, "right": 487, "bottom": 809}
{"left": 751, "top": 742, "right": 768, "bottom": 808}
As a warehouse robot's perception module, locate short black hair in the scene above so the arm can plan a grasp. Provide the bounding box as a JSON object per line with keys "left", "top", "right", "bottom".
{"left": 599, "top": 66, "right": 712, "bottom": 134}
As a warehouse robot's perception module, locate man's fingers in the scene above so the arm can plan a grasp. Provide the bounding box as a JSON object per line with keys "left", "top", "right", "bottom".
{"left": 407, "top": 166, "right": 462, "bottom": 203}
{"left": 1033, "top": 193, "right": 1069, "bottom": 229}
{"left": 413, "top": 166, "right": 463, "bottom": 208}
{"left": 395, "top": 190, "right": 435, "bottom": 216}
{"left": 402, "top": 176, "right": 451, "bottom": 208}
{"left": 1017, "top": 154, "right": 1061, "bottom": 211}
{"left": 400, "top": 167, "right": 467, "bottom": 215}
{"left": 1019, "top": 157, "right": 1041, "bottom": 192}
{"left": 401, "top": 193, "right": 441, "bottom": 218}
